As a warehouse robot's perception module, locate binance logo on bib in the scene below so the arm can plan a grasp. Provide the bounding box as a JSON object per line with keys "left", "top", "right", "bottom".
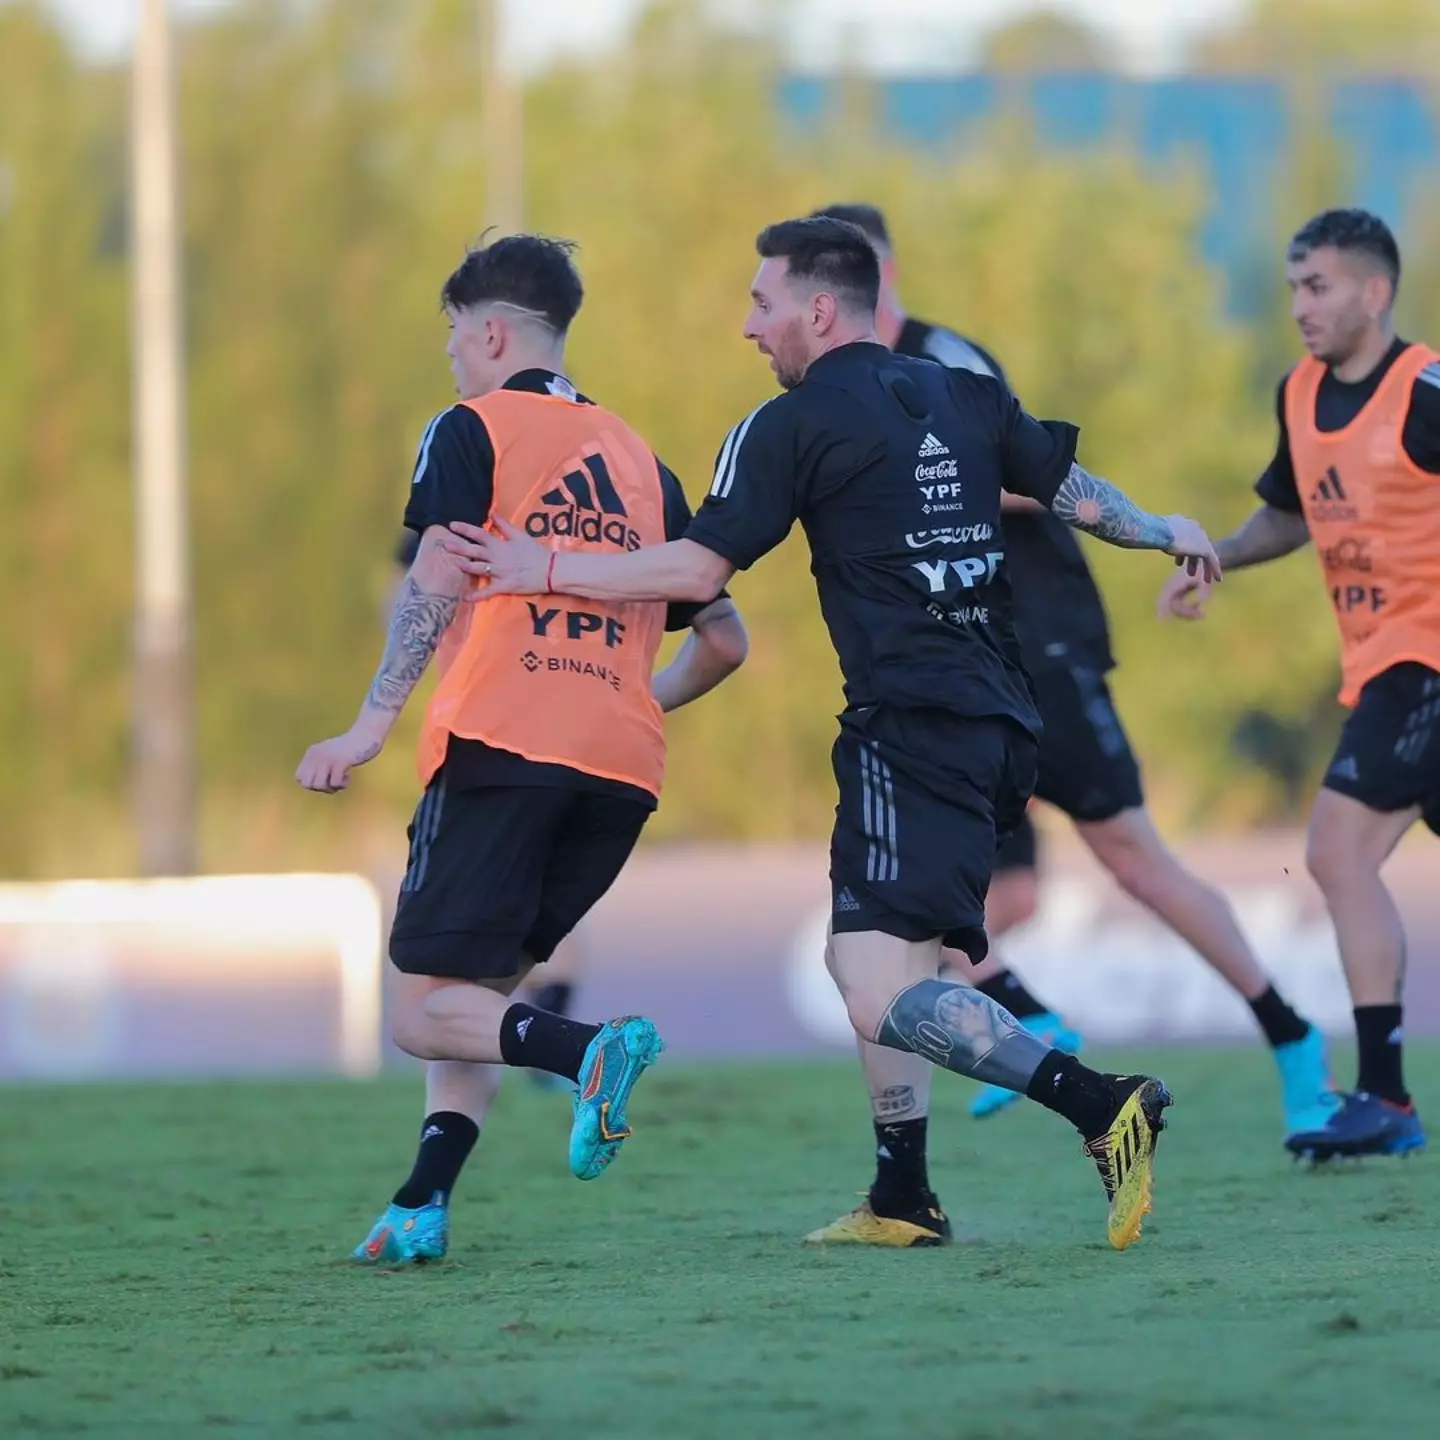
{"left": 526, "top": 453, "right": 642, "bottom": 550}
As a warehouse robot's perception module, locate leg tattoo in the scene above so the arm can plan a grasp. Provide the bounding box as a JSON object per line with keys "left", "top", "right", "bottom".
{"left": 873, "top": 1084, "right": 921, "bottom": 1120}
{"left": 875, "top": 980, "right": 1051, "bottom": 1093}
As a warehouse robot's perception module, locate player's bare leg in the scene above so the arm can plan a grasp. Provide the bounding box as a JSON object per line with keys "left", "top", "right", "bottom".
{"left": 1078, "top": 808, "right": 1270, "bottom": 996}
{"left": 947, "top": 865, "right": 1085, "bottom": 1119}
{"left": 806, "top": 1004, "right": 949, "bottom": 1246}
{"left": 1292, "top": 790, "right": 1425, "bottom": 1159}
{"left": 818, "top": 931, "right": 1172, "bottom": 1252}
{"left": 961, "top": 807, "right": 1334, "bottom": 1136}
{"left": 355, "top": 968, "right": 532, "bottom": 1264}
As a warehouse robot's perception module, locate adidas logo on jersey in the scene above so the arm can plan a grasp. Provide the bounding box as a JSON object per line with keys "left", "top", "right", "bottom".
{"left": 1311, "top": 466, "right": 1347, "bottom": 503}
{"left": 918, "top": 432, "right": 950, "bottom": 458}
{"left": 1308, "top": 465, "right": 1358, "bottom": 519}
{"left": 526, "top": 453, "right": 642, "bottom": 550}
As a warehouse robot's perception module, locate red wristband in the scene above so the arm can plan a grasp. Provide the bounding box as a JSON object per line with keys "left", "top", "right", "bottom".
{"left": 545, "top": 551, "right": 558, "bottom": 594}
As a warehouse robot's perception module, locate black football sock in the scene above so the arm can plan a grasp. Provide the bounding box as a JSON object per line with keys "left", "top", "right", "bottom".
{"left": 1026, "top": 1051, "right": 1121, "bottom": 1138}
{"left": 975, "top": 969, "right": 1050, "bottom": 1021}
{"left": 499, "top": 1003, "right": 600, "bottom": 1082}
{"left": 1246, "top": 985, "right": 1310, "bottom": 1049}
{"left": 392, "top": 1111, "right": 480, "bottom": 1209}
{"left": 1354, "top": 1005, "right": 1409, "bottom": 1106}
{"left": 870, "top": 1117, "right": 933, "bottom": 1215}
{"left": 529, "top": 981, "right": 574, "bottom": 1019}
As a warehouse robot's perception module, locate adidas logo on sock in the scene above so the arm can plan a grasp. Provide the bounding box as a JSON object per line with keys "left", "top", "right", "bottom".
{"left": 421, "top": 1124, "right": 443, "bottom": 1141}
{"left": 516, "top": 1017, "right": 532, "bottom": 1041}
{"left": 917, "top": 432, "right": 950, "bottom": 458}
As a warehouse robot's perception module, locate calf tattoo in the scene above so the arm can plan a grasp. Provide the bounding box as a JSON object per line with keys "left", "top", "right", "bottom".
{"left": 875, "top": 980, "right": 1050, "bottom": 1092}
{"left": 872, "top": 1084, "right": 920, "bottom": 1119}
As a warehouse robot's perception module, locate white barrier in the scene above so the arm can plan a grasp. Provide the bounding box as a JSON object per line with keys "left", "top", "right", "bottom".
{"left": 0, "top": 874, "right": 383, "bottom": 1079}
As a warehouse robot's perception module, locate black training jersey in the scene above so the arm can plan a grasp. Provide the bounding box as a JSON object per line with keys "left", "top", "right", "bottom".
{"left": 897, "top": 318, "right": 1114, "bottom": 672}
{"left": 685, "top": 341, "right": 1079, "bottom": 735}
{"left": 1256, "top": 337, "right": 1440, "bottom": 511}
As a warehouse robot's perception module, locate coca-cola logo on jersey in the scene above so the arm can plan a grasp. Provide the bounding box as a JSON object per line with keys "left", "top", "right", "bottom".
{"left": 914, "top": 458, "right": 959, "bottom": 483}
{"left": 904, "top": 524, "right": 994, "bottom": 548}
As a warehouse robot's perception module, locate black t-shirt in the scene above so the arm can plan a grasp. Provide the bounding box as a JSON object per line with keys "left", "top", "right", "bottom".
{"left": 399, "top": 368, "right": 714, "bottom": 805}
{"left": 1255, "top": 339, "right": 1440, "bottom": 511}
{"left": 896, "top": 318, "right": 1114, "bottom": 671}
{"left": 685, "top": 341, "right": 1079, "bottom": 737}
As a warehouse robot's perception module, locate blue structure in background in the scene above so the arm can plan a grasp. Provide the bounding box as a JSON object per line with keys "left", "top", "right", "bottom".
{"left": 779, "top": 75, "right": 1440, "bottom": 313}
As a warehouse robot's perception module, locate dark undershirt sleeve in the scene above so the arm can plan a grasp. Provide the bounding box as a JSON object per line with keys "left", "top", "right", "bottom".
{"left": 401, "top": 406, "right": 497, "bottom": 535}
{"left": 989, "top": 382, "right": 1079, "bottom": 507}
{"left": 1254, "top": 376, "right": 1302, "bottom": 512}
{"left": 1401, "top": 367, "right": 1440, "bottom": 475}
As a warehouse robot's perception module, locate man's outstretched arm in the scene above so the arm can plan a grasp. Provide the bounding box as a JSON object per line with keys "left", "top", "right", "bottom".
{"left": 1049, "top": 462, "right": 1175, "bottom": 549}
{"left": 296, "top": 527, "right": 467, "bottom": 792}
{"left": 1048, "top": 462, "right": 1220, "bottom": 578}
{"left": 444, "top": 520, "right": 736, "bottom": 605}
{"left": 1212, "top": 503, "right": 1311, "bottom": 571}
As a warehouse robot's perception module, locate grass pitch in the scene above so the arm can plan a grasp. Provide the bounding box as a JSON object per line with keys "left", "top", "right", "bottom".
{"left": 3, "top": 1046, "right": 1436, "bottom": 1439}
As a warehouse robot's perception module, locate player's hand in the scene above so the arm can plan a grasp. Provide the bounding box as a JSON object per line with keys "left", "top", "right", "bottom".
{"left": 1157, "top": 568, "right": 1212, "bottom": 621}
{"left": 295, "top": 727, "right": 384, "bottom": 793}
{"left": 1162, "top": 515, "right": 1222, "bottom": 584}
{"left": 443, "top": 518, "right": 550, "bottom": 597}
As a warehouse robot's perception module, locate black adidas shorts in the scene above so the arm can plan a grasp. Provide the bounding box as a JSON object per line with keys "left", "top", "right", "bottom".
{"left": 990, "top": 664, "right": 1141, "bottom": 875}
{"left": 829, "top": 705, "right": 1038, "bottom": 964}
{"left": 1321, "top": 663, "right": 1440, "bottom": 835}
{"left": 993, "top": 811, "right": 1038, "bottom": 874}
{"left": 389, "top": 771, "right": 651, "bottom": 981}
{"left": 1030, "top": 663, "right": 1144, "bottom": 824}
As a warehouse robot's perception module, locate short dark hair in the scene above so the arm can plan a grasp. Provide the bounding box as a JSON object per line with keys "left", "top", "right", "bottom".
{"left": 755, "top": 216, "right": 881, "bottom": 316}
{"left": 440, "top": 232, "right": 584, "bottom": 333}
{"left": 809, "top": 203, "right": 891, "bottom": 251}
{"left": 1288, "top": 208, "right": 1401, "bottom": 300}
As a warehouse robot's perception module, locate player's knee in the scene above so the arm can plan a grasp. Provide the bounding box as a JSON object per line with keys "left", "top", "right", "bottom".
{"left": 390, "top": 1008, "right": 441, "bottom": 1060}
{"left": 1090, "top": 819, "right": 1168, "bottom": 903}
{"left": 841, "top": 988, "right": 887, "bottom": 1042}
{"left": 826, "top": 959, "right": 887, "bottom": 1039}
{"left": 1305, "top": 824, "right": 1354, "bottom": 893}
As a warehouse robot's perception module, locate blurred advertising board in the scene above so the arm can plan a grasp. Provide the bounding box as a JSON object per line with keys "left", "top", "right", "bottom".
{"left": 6, "top": 836, "right": 1436, "bottom": 1079}
{"left": 0, "top": 875, "right": 382, "bottom": 1080}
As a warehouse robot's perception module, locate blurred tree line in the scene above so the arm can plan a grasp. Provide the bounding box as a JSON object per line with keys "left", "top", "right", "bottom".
{"left": 2, "top": 0, "right": 1438, "bottom": 876}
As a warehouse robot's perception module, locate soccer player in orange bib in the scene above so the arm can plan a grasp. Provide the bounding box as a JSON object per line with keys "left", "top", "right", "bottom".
{"left": 297, "top": 234, "right": 747, "bottom": 1261}
{"left": 1162, "top": 209, "right": 1438, "bottom": 1160}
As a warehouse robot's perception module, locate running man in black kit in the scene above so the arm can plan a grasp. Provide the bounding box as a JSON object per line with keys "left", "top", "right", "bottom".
{"left": 444, "top": 216, "right": 1224, "bottom": 1251}
{"left": 794, "top": 203, "right": 1334, "bottom": 1246}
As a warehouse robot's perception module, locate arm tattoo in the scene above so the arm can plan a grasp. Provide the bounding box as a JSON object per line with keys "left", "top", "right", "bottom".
{"left": 365, "top": 574, "right": 458, "bottom": 714}
{"left": 875, "top": 979, "right": 1050, "bottom": 1092}
{"left": 1214, "top": 505, "right": 1311, "bottom": 572}
{"left": 1050, "top": 462, "right": 1174, "bottom": 550}
{"left": 873, "top": 1085, "right": 920, "bottom": 1120}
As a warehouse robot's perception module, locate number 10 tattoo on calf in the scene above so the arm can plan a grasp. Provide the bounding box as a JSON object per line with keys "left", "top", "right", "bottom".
{"left": 875, "top": 979, "right": 1052, "bottom": 1091}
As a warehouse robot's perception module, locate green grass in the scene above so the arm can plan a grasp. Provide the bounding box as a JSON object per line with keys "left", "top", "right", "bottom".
{"left": 2, "top": 1047, "right": 1435, "bottom": 1440}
